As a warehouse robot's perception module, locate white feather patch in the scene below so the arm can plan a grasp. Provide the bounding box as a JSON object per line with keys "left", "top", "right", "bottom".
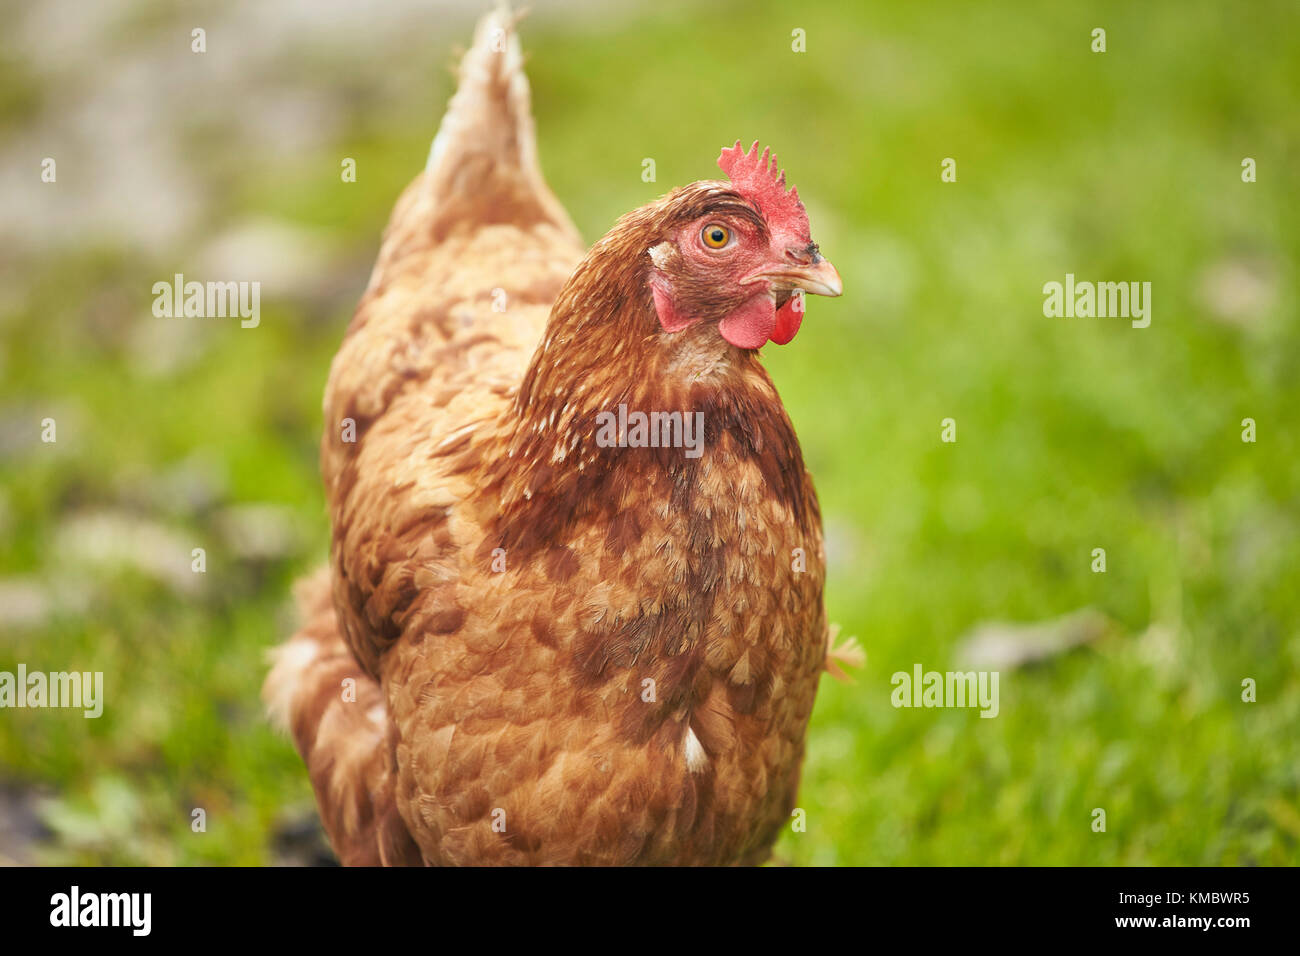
{"left": 648, "top": 241, "right": 675, "bottom": 270}
{"left": 684, "top": 724, "right": 709, "bottom": 773}
{"left": 263, "top": 638, "right": 320, "bottom": 732}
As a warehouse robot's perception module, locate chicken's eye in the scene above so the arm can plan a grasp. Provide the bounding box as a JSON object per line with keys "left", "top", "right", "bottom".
{"left": 700, "top": 223, "right": 732, "bottom": 249}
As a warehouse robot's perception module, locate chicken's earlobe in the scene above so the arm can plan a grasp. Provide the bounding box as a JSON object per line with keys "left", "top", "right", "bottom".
{"left": 649, "top": 243, "right": 697, "bottom": 334}
{"left": 651, "top": 278, "right": 696, "bottom": 333}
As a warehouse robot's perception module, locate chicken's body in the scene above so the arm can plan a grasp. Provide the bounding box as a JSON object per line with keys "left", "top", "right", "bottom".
{"left": 266, "top": 9, "right": 840, "bottom": 866}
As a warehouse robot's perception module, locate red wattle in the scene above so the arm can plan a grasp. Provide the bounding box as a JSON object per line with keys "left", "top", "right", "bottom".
{"left": 718, "top": 294, "right": 777, "bottom": 349}
{"left": 770, "top": 296, "right": 804, "bottom": 345}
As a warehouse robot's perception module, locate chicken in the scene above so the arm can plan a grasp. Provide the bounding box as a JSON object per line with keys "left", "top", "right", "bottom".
{"left": 264, "top": 7, "right": 846, "bottom": 866}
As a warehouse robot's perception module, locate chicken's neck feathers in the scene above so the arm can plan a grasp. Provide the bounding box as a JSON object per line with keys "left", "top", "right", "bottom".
{"left": 484, "top": 239, "right": 813, "bottom": 558}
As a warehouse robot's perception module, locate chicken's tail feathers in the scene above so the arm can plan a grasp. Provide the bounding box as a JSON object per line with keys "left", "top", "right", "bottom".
{"left": 263, "top": 567, "right": 422, "bottom": 866}
{"left": 418, "top": 4, "right": 579, "bottom": 240}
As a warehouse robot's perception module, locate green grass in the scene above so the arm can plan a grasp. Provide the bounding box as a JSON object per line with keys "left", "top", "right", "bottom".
{"left": 1, "top": 0, "right": 1297, "bottom": 864}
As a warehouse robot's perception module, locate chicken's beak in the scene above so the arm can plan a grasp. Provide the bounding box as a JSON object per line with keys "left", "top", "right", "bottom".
{"left": 749, "top": 255, "right": 843, "bottom": 298}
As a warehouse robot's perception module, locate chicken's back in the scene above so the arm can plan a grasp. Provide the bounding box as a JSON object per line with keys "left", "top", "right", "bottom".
{"left": 265, "top": 8, "right": 583, "bottom": 864}
{"left": 323, "top": 7, "right": 583, "bottom": 679}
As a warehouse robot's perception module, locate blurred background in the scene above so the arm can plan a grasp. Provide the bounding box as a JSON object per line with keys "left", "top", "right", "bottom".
{"left": 1, "top": 0, "right": 1297, "bottom": 865}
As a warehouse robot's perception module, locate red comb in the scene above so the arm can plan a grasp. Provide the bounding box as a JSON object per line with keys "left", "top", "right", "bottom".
{"left": 717, "top": 140, "right": 810, "bottom": 242}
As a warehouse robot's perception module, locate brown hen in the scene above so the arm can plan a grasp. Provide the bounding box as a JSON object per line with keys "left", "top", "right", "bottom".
{"left": 265, "top": 7, "right": 846, "bottom": 866}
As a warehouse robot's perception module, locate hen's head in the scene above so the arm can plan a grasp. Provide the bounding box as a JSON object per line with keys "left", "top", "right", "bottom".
{"left": 646, "top": 140, "right": 841, "bottom": 349}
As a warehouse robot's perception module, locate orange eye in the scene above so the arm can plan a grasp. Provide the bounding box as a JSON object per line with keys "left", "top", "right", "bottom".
{"left": 700, "top": 223, "right": 731, "bottom": 249}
